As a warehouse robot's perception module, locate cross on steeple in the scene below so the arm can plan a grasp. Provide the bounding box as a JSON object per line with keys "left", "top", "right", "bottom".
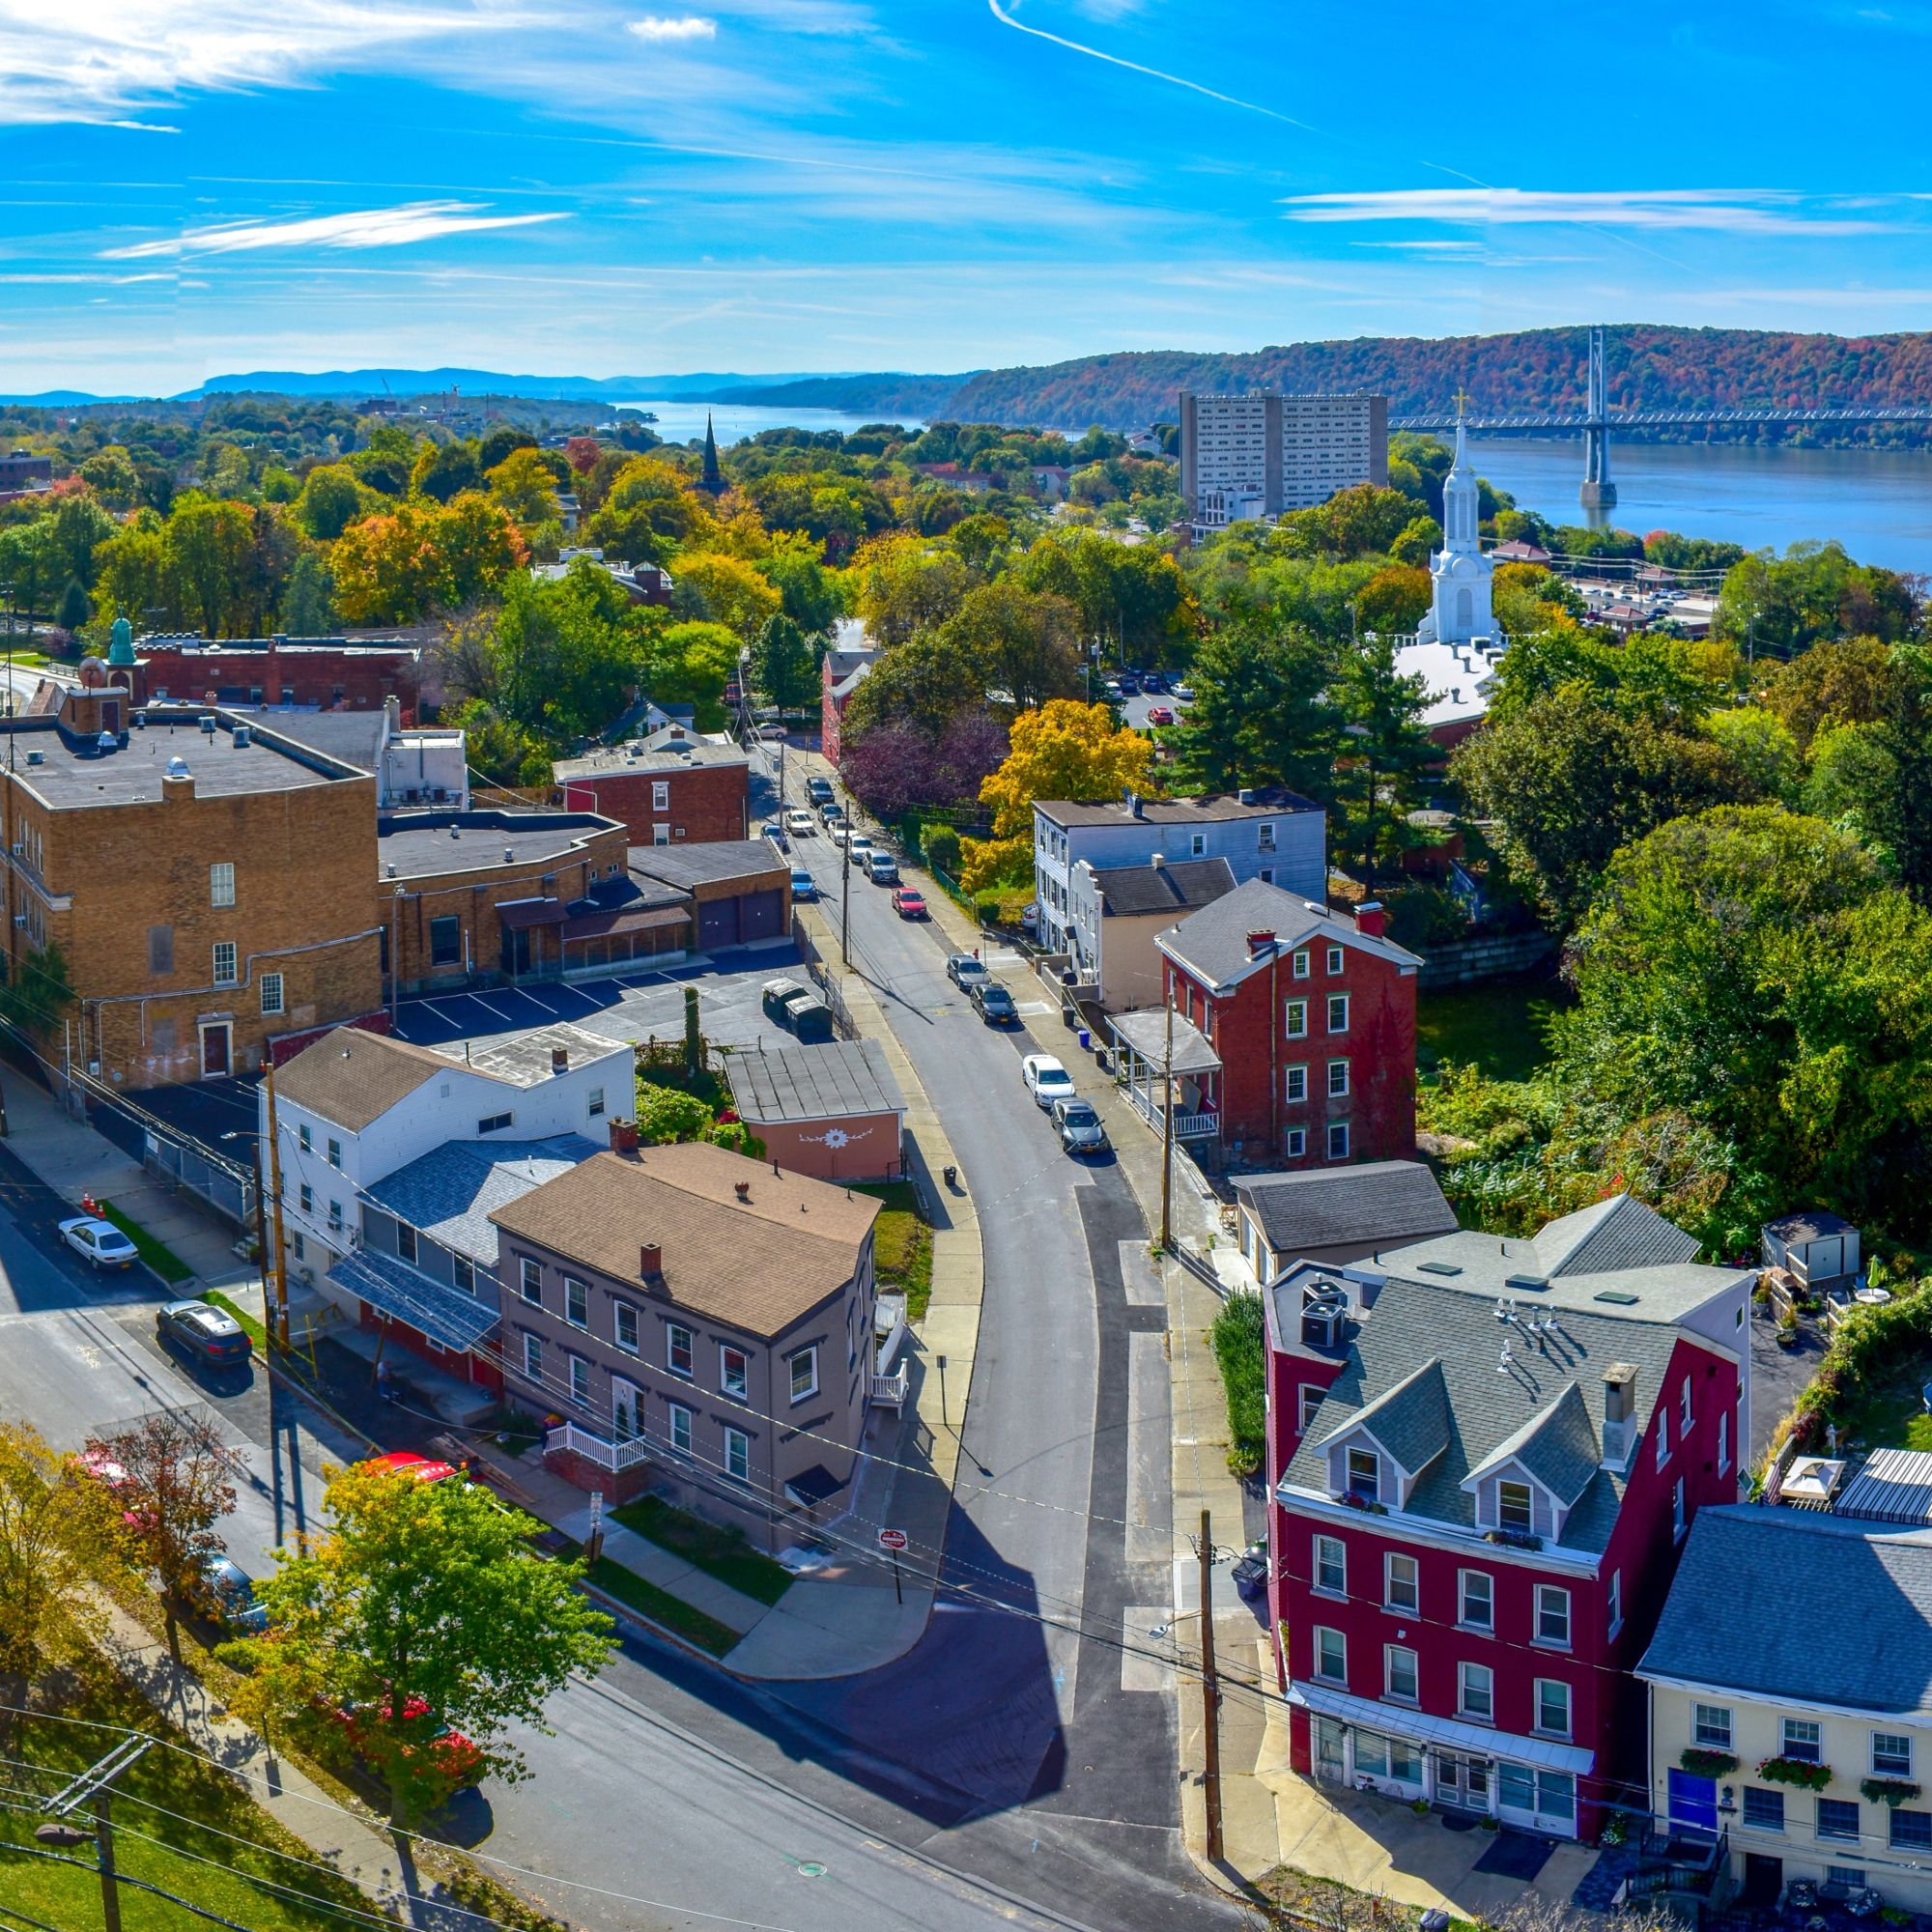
{"left": 1454, "top": 385, "right": 1471, "bottom": 421}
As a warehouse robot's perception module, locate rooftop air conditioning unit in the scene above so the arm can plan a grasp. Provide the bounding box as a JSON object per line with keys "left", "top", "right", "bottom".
{"left": 1302, "top": 1302, "right": 1347, "bottom": 1349}
{"left": 199, "top": 715, "right": 216, "bottom": 734}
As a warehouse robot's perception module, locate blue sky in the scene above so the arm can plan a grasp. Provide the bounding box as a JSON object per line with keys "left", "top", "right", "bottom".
{"left": 3, "top": 0, "right": 1930, "bottom": 393}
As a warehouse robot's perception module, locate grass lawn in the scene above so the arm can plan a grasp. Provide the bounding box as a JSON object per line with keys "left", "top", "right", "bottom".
{"left": 1416, "top": 975, "right": 1568, "bottom": 1088}
{"left": 97, "top": 1201, "right": 194, "bottom": 1285}
{"left": 582, "top": 1555, "right": 741, "bottom": 1656}
{"left": 611, "top": 1493, "right": 792, "bottom": 1605}
{"left": 1832, "top": 1345, "right": 1932, "bottom": 1453}
{"left": 0, "top": 1662, "right": 377, "bottom": 1931}
{"left": 853, "top": 1179, "right": 933, "bottom": 1322}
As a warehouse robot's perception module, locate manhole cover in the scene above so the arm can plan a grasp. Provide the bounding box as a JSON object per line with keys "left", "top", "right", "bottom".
{"left": 796, "top": 1862, "right": 827, "bottom": 1880}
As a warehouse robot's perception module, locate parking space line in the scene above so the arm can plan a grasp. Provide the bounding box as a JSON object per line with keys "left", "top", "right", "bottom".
{"left": 469, "top": 992, "right": 525, "bottom": 1024}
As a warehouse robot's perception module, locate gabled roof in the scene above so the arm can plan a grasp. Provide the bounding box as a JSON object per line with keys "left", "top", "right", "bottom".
{"left": 1086, "top": 856, "right": 1236, "bottom": 918}
{"left": 1463, "top": 1382, "right": 1602, "bottom": 1509}
{"left": 362, "top": 1134, "right": 604, "bottom": 1263}
{"left": 1764, "top": 1208, "right": 1857, "bottom": 1243}
{"left": 1535, "top": 1194, "right": 1701, "bottom": 1277}
{"left": 1317, "top": 1358, "right": 1451, "bottom": 1478}
{"left": 1639, "top": 1507, "right": 1932, "bottom": 1714}
{"left": 1237, "top": 1160, "right": 1456, "bottom": 1257}
{"left": 1158, "top": 878, "right": 1421, "bottom": 989}
{"left": 272, "top": 1028, "right": 457, "bottom": 1132}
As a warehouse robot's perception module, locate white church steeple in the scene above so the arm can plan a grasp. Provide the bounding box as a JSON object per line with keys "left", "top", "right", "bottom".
{"left": 1416, "top": 388, "right": 1497, "bottom": 649}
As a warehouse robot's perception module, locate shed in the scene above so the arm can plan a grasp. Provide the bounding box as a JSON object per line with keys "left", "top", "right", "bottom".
{"left": 725, "top": 1039, "right": 905, "bottom": 1182}
{"left": 1761, "top": 1210, "right": 1861, "bottom": 1293}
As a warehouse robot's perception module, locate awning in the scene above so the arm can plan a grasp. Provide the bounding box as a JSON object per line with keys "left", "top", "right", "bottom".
{"left": 1288, "top": 1682, "right": 1595, "bottom": 1775}
{"left": 497, "top": 898, "right": 566, "bottom": 931}
{"left": 1108, "top": 1007, "right": 1222, "bottom": 1075}
{"left": 327, "top": 1250, "right": 500, "bottom": 1354}
{"left": 562, "top": 903, "right": 692, "bottom": 943}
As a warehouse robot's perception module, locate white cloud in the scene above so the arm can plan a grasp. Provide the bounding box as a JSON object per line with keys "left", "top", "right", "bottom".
{"left": 102, "top": 200, "right": 569, "bottom": 257}
{"left": 627, "top": 14, "right": 717, "bottom": 40}
{"left": 1278, "top": 187, "right": 1893, "bottom": 237}
{"left": 0, "top": 0, "right": 526, "bottom": 126}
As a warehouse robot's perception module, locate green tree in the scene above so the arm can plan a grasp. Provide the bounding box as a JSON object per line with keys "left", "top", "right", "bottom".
{"left": 838, "top": 627, "right": 986, "bottom": 742}
{"left": 280, "top": 551, "right": 335, "bottom": 635}
{"left": 1758, "top": 634, "right": 1894, "bottom": 752}
{"left": 854, "top": 535, "right": 972, "bottom": 647}
{"left": 222, "top": 1460, "right": 613, "bottom": 1820}
{"left": 294, "top": 464, "right": 372, "bottom": 542}
{"left": 478, "top": 424, "right": 538, "bottom": 471}
{"left": 486, "top": 447, "right": 561, "bottom": 526}
{"left": 750, "top": 611, "right": 820, "bottom": 712}
{"left": 1702, "top": 705, "right": 1801, "bottom": 805}
{"left": 761, "top": 531, "right": 842, "bottom": 636}
{"left": 1354, "top": 564, "right": 1431, "bottom": 637}
{"left": 937, "top": 582, "right": 1083, "bottom": 712}
{"left": 980, "top": 697, "right": 1154, "bottom": 838}
{"left": 78, "top": 446, "right": 141, "bottom": 511}
{"left": 1328, "top": 636, "right": 1435, "bottom": 878}
{"left": 0, "top": 942, "right": 76, "bottom": 1041}
{"left": 1171, "top": 620, "right": 1335, "bottom": 797}
{"left": 412, "top": 440, "right": 481, "bottom": 504}
{"left": 55, "top": 575, "right": 89, "bottom": 634}
{"left": 647, "top": 620, "right": 739, "bottom": 731}
{"left": 47, "top": 493, "right": 115, "bottom": 589}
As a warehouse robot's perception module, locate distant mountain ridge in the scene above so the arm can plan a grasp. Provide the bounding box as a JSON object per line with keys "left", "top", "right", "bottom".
{"left": 183, "top": 368, "right": 875, "bottom": 401}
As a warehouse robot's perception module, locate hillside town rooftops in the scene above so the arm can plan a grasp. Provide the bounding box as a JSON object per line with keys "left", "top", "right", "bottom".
{"left": 1086, "top": 855, "right": 1236, "bottom": 917}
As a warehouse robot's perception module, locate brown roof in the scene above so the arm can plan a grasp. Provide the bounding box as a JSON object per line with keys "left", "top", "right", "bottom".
{"left": 487, "top": 1145, "right": 879, "bottom": 1337}
{"left": 271, "top": 1028, "right": 457, "bottom": 1131}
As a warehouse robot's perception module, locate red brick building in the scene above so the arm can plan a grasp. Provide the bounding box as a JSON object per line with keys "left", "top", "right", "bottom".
{"left": 552, "top": 731, "right": 749, "bottom": 845}
{"left": 1113, "top": 879, "right": 1419, "bottom": 1167}
{"left": 1264, "top": 1197, "right": 1755, "bottom": 1839}
{"left": 820, "top": 639, "right": 878, "bottom": 768}
{"left": 132, "top": 635, "right": 422, "bottom": 721}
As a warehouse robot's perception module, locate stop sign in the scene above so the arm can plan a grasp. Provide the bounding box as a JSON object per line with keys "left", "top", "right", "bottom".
{"left": 877, "top": 1527, "right": 908, "bottom": 1551}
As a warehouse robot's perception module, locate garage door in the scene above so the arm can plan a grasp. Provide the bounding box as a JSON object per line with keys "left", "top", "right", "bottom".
{"left": 698, "top": 898, "right": 740, "bottom": 950}
{"left": 740, "top": 888, "right": 785, "bottom": 942}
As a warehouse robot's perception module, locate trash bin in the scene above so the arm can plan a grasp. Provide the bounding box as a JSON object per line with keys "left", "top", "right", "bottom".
{"left": 1076, "top": 1027, "right": 1091, "bottom": 1051}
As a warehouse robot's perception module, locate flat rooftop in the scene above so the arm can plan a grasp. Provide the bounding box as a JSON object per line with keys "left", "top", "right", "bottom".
{"left": 554, "top": 737, "right": 746, "bottom": 780}
{"left": 444, "top": 1022, "right": 631, "bottom": 1087}
{"left": 1037, "top": 787, "right": 1320, "bottom": 828}
{"left": 378, "top": 810, "right": 620, "bottom": 880}
{"left": 629, "top": 839, "right": 787, "bottom": 891}
{"left": 0, "top": 714, "right": 345, "bottom": 808}
{"left": 726, "top": 1039, "right": 904, "bottom": 1124}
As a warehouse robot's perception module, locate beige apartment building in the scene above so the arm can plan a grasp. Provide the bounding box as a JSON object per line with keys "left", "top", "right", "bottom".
{"left": 1179, "top": 390, "right": 1389, "bottom": 529}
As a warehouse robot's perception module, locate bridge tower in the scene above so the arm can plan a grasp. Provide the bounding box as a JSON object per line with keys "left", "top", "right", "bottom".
{"left": 1579, "top": 325, "right": 1617, "bottom": 510}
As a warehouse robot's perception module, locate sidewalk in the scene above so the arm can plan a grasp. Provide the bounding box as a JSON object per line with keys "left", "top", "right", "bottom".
{"left": 1, "top": 1067, "right": 261, "bottom": 1293}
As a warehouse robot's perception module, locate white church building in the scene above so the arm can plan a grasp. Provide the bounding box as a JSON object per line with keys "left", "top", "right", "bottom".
{"left": 1396, "top": 413, "right": 1508, "bottom": 737}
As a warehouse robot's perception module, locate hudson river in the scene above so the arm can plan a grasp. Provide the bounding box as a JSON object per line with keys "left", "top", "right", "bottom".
{"left": 1468, "top": 437, "right": 1932, "bottom": 575}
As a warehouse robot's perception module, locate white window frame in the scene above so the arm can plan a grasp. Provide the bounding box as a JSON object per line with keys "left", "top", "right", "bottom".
{"left": 588, "top": 1086, "right": 606, "bottom": 1118}
{"left": 298, "top": 1123, "right": 311, "bottom": 1152}
{"left": 668, "top": 1401, "right": 693, "bottom": 1458}
{"left": 519, "top": 1256, "right": 542, "bottom": 1305}
{"left": 1298, "top": 1383, "right": 1324, "bottom": 1432}
{"left": 212, "top": 940, "right": 238, "bottom": 987}
{"left": 788, "top": 1346, "right": 818, "bottom": 1404}
{"left": 1535, "top": 1584, "right": 1572, "bottom": 1648}
{"left": 1694, "top": 1703, "right": 1734, "bottom": 1751}
{"left": 564, "top": 1276, "right": 589, "bottom": 1330}
{"left": 667, "top": 1321, "right": 694, "bottom": 1378}
{"left": 1874, "top": 1732, "right": 1915, "bottom": 1777}
{"left": 1535, "top": 1677, "right": 1572, "bottom": 1739}
{"left": 1313, "top": 1534, "right": 1345, "bottom": 1597}
{"left": 1325, "top": 944, "right": 1344, "bottom": 975}
{"left": 452, "top": 1254, "right": 474, "bottom": 1296}
{"left": 210, "top": 861, "right": 235, "bottom": 908}
{"left": 569, "top": 1354, "right": 591, "bottom": 1406}
{"left": 1782, "top": 1718, "right": 1823, "bottom": 1764}
{"left": 1497, "top": 1479, "right": 1534, "bottom": 1533}
{"left": 298, "top": 1181, "right": 313, "bottom": 1214}
{"left": 1189, "top": 832, "right": 1207, "bottom": 858}
{"left": 260, "top": 972, "right": 284, "bottom": 1016}
{"left": 1292, "top": 949, "right": 1310, "bottom": 980}
{"left": 524, "top": 1331, "right": 543, "bottom": 1380}
{"left": 1345, "top": 1445, "right": 1379, "bottom": 1502}
{"left": 1326, "top": 992, "right": 1350, "bottom": 1035}
{"left": 1285, "top": 1064, "right": 1307, "bottom": 1103}
{"left": 1313, "top": 1625, "right": 1346, "bottom": 1684}
{"left": 1458, "top": 1569, "right": 1493, "bottom": 1632}
{"left": 327, "top": 1137, "right": 341, "bottom": 1168}
{"left": 722, "top": 1345, "right": 750, "bottom": 1401}
{"left": 1673, "top": 1475, "right": 1687, "bottom": 1539}
{"left": 1607, "top": 1567, "right": 1624, "bottom": 1637}
{"left": 1718, "top": 1409, "right": 1731, "bottom": 1475}
{"left": 395, "top": 1223, "right": 417, "bottom": 1266}
{"left": 724, "top": 1425, "right": 751, "bottom": 1485}
{"left": 614, "top": 1302, "right": 639, "bottom": 1354}
{"left": 652, "top": 779, "right": 670, "bottom": 810}
{"left": 1326, "top": 1122, "right": 1350, "bottom": 1161}
{"left": 1383, "top": 1551, "right": 1418, "bottom": 1613}
{"left": 1384, "top": 1643, "right": 1419, "bottom": 1704}
{"left": 1657, "top": 1407, "right": 1671, "bottom": 1468}
{"left": 1458, "top": 1661, "right": 1494, "bottom": 1722}
{"left": 1326, "top": 1058, "right": 1350, "bottom": 1098}
{"left": 1285, "top": 1127, "right": 1307, "bottom": 1158}
{"left": 1681, "top": 1378, "right": 1693, "bottom": 1433}
{"left": 1284, "top": 999, "right": 1307, "bottom": 1039}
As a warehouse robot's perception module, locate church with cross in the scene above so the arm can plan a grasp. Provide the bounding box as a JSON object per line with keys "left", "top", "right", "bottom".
{"left": 1413, "top": 396, "right": 1500, "bottom": 652}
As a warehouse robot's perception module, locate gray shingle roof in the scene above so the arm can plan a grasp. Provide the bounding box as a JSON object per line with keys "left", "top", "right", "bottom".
{"left": 1160, "top": 879, "right": 1421, "bottom": 987}
{"left": 1236, "top": 1160, "right": 1457, "bottom": 1257}
{"left": 1466, "top": 1382, "right": 1603, "bottom": 1509}
{"left": 1319, "top": 1358, "right": 1451, "bottom": 1477}
{"left": 1036, "top": 787, "right": 1320, "bottom": 828}
{"left": 629, "top": 840, "right": 787, "bottom": 891}
{"left": 1536, "top": 1195, "right": 1701, "bottom": 1277}
{"left": 1089, "top": 856, "right": 1236, "bottom": 917}
{"left": 363, "top": 1135, "right": 604, "bottom": 1263}
{"left": 725, "top": 1040, "right": 904, "bottom": 1124}
{"left": 1639, "top": 1506, "right": 1932, "bottom": 1713}
{"left": 327, "top": 1249, "right": 500, "bottom": 1352}
{"left": 1764, "top": 1208, "right": 1857, "bottom": 1243}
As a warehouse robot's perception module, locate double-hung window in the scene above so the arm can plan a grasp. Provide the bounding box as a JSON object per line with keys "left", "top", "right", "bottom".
{"left": 1326, "top": 1122, "right": 1350, "bottom": 1161}
{"left": 1324, "top": 945, "right": 1344, "bottom": 976}
{"left": 667, "top": 1322, "right": 694, "bottom": 1378}
{"left": 1535, "top": 1679, "right": 1572, "bottom": 1738}
{"left": 1313, "top": 1627, "right": 1346, "bottom": 1683}
{"left": 260, "top": 973, "right": 284, "bottom": 1016}
{"left": 1326, "top": 993, "right": 1350, "bottom": 1035}
{"left": 564, "top": 1277, "right": 588, "bottom": 1330}
{"left": 1384, "top": 1645, "right": 1418, "bottom": 1703}
{"left": 1313, "top": 1535, "right": 1345, "bottom": 1597}
{"left": 210, "top": 862, "right": 236, "bottom": 908}
{"left": 1497, "top": 1480, "right": 1534, "bottom": 1533}
{"left": 1459, "top": 1570, "right": 1492, "bottom": 1632}
{"left": 1458, "top": 1662, "right": 1493, "bottom": 1722}
{"left": 1693, "top": 1704, "right": 1733, "bottom": 1751}
{"left": 1326, "top": 1059, "right": 1350, "bottom": 1098}
{"left": 520, "top": 1257, "right": 542, "bottom": 1305}
{"left": 1818, "top": 1800, "right": 1861, "bottom": 1842}
{"left": 1874, "top": 1732, "right": 1914, "bottom": 1777}
{"left": 668, "top": 1402, "right": 693, "bottom": 1458}
{"left": 1535, "top": 1585, "right": 1572, "bottom": 1647}
{"left": 212, "top": 941, "right": 238, "bottom": 987}
{"left": 724, "top": 1426, "right": 751, "bottom": 1484}
{"left": 1657, "top": 1408, "right": 1671, "bottom": 1468}
{"left": 1284, "top": 999, "right": 1308, "bottom": 1039}
{"left": 1743, "top": 1787, "right": 1784, "bottom": 1832}
{"left": 569, "top": 1355, "right": 590, "bottom": 1406}
{"left": 524, "top": 1332, "right": 543, "bottom": 1380}
{"left": 721, "top": 1346, "right": 750, "bottom": 1401}
{"left": 1891, "top": 1810, "right": 1932, "bottom": 1852}
{"left": 395, "top": 1224, "right": 417, "bottom": 1266}
{"left": 1345, "top": 1446, "right": 1379, "bottom": 1503}
{"left": 1285, "top": 1065, "right": 1308, "bottom": 1104}
{"left": 1291, "top": 949, "right": 1310, "bottom": 980}
{"left": 1383, "top": 1552, "right": 1418, "bottom": 1613}
{"left": 614, "top": 1302, "right": 639, "bottom": 1353}
{"left": 1781, "top": 1719, "right": 1823, "bottom": 1764}
{"left": 788, "top": 1347, "right": 818, "bottom": 1404}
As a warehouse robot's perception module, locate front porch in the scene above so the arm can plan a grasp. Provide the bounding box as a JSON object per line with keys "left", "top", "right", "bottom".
{"left": 1108, "top": 1006, "right": 1223, "bottom": 1142}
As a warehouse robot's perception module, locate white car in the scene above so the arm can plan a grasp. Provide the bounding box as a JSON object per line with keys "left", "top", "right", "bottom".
{"left": 830, "top": 825, "right": 852, "bottom": 847}
{"left": 1022, "top": 1054, "right": 1077, "bottom": 1111}
{"left": 784, "top": 809, "right": 815, "bottom": 837}
{"left": 59, "top": 1215, "right": 139, "bottom": 1270}
{"left": 847, "top": 835, "right": 874, "bottom": 867}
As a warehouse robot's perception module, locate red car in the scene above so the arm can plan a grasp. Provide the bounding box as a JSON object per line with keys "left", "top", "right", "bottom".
{"left": 359, "top": 1451, "right": 460, "bottom": 1484}
{"left": 1145, "top": 704, "right": 1176, "bottom": 727}
{"left": 332, "top": 1696, "right": 484, "bottom": 1789}
{"left": 891, "top": 888, "right": 928, "bottom": 920}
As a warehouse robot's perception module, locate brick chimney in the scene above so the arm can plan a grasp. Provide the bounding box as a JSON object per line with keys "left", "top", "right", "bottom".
{"left": 551, "top": 1044, "right": 569, "bottom": 1075}
{"left": 1355, "top": 900, "right": 1386, "bottom": 939}
{"left": 1245, "top": 929, "right": 1276, "bottom": 957}
{"left": 608, "top": 1118, "right": 639, "bottom": 1154}
{"left": 639, "top": 1242, "right": 662, "bottom": 1279}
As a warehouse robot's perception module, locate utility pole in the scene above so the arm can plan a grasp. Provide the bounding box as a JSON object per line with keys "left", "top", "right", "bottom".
{"left": 839, "top": 794, "right": 852, "bottom": 971}
{"left": 1199, "top": 1507, "right": 1223, "bottom": 1864}
{"left": 1159, "top": 984, "right": 1175, "bottom": 1251}
{"left": 37, "top": 1733, "right": 153, "bottom": 1932}
{"left": 263, "top": 1061, "right": 291, "bottom": 1350}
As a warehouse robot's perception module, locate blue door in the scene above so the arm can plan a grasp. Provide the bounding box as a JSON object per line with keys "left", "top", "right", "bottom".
{"left": 1668, "top": 1769, "right": 1718, "bottom": 1838}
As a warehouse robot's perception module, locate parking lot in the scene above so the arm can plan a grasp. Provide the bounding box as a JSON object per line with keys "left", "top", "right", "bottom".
{"left": 391, "top": 950, "right": 807, "bottom": 1057}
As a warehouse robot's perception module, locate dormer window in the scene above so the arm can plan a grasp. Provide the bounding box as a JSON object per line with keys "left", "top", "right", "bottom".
{"left": 1497, "top": 1480, "right": 1534, "bottom": 1534}
{"left": 1346, "top": 1446, "right": 1380, "bottom": 1503}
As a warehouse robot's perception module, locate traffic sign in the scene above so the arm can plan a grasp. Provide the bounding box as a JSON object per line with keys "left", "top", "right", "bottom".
{"left": 877, "top": 1527, "right": 908, "bottom": 1551}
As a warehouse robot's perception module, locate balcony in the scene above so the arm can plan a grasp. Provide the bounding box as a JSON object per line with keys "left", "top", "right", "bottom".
{"left": 869, "top": 1368, "right": 909, "bottom": 1408}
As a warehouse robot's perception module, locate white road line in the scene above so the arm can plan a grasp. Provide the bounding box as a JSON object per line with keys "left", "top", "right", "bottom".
{"left": 469, "top": 992, "right": 524, "bottom": 1023}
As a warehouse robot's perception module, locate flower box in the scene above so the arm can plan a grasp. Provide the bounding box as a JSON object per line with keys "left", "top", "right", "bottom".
{"left": 1331, "top": 1492, "right": 1388, "bottom": 1516}
{"left": 1485, "top": 1528, "right": 1544, "bottom": 1552}
{"left": 1861, "top": 1777, "right": 1922, "bottom": 1807}
{"left": 1757, "top": 1756, "right": 1832, "bottom": 1791}
{"left": 1681, "top": 1748, "right": 1739, "bottom": 1778}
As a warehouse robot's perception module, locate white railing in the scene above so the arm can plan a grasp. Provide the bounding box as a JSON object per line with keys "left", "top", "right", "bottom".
{"left": 869, "top": 1369, "right": 909, "bottom": 1408}
{"left": 550, "top": 1421, "right": 652, "bottom": 1473}
{"left": 1123, "top": 1087, "right": 1219, "bottom": 1140}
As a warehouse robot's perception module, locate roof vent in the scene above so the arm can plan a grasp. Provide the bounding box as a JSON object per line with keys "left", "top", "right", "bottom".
{"left": 1415, "top": 1260, "right": 1462, "bottom": 1276}
{"left": 1593, "top": 1289, "right": 1639, "bottom": 1306}
{"left": 385, "top": 862, "right": 396, "bottom": 878}
{"left": 165, "top": 755, "right": 189, "bottom": 778}
{"left": 1303, "top": 900, "right": 1329, "bottom": 918}
{"left": 24, "top": 749, "right": 43, "bottom": 767}
{"left": 95, "top": 731, "right": 116, "bottom": 753}
{"left": 734, "top": 1179, "right": 752, "bottom": 1201}
{"left": 503, "top": 848, "right": 514, "bottom": 864}
{"left": 1503, "top": 1273, "right": 1549, "bottom": 1292}
{"left": 199, "top": 715, "right": 216, "bottom": 734}
{"left": 1237, "top": 787, "right": 1255, "bottom": 805}
{"left": 233, "top": 724, "right": 250, "bottom": 748}
{"left": 449, "top": 824, "right": 460, "bottom": 838}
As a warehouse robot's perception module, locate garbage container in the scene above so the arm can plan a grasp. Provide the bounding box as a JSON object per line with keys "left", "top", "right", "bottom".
{"left": 1076, "top": 1027, "right": 1091, "bottom": 1051}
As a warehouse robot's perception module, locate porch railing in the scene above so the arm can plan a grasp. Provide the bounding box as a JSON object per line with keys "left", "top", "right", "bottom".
{"left": 869, "top": 1369, "right": 909, "bottom": 1407}
{"left": 1123, "top": 1086, "right": 1219, "bottom": 1140}
{"left": 549, "top": 1421, "right": 652, "bottom": 1473}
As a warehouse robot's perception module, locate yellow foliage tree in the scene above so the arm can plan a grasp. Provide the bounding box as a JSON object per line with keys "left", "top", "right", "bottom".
{"left": 978, "top": 697, "right": 1156, "bottom": 838}
{"left": 676, "top": 551, "right": 781, "bottom": 644}
{"left": 485, "top": 447, "right": 561, "bottom": 526}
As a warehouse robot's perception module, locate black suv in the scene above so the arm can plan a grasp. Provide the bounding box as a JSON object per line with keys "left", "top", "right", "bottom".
{"left": 973, "top": 982, "right": 1018, "bottom": 1027}
{"left": 156, "top": 1299, "right": 253, "bottom": 1369}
